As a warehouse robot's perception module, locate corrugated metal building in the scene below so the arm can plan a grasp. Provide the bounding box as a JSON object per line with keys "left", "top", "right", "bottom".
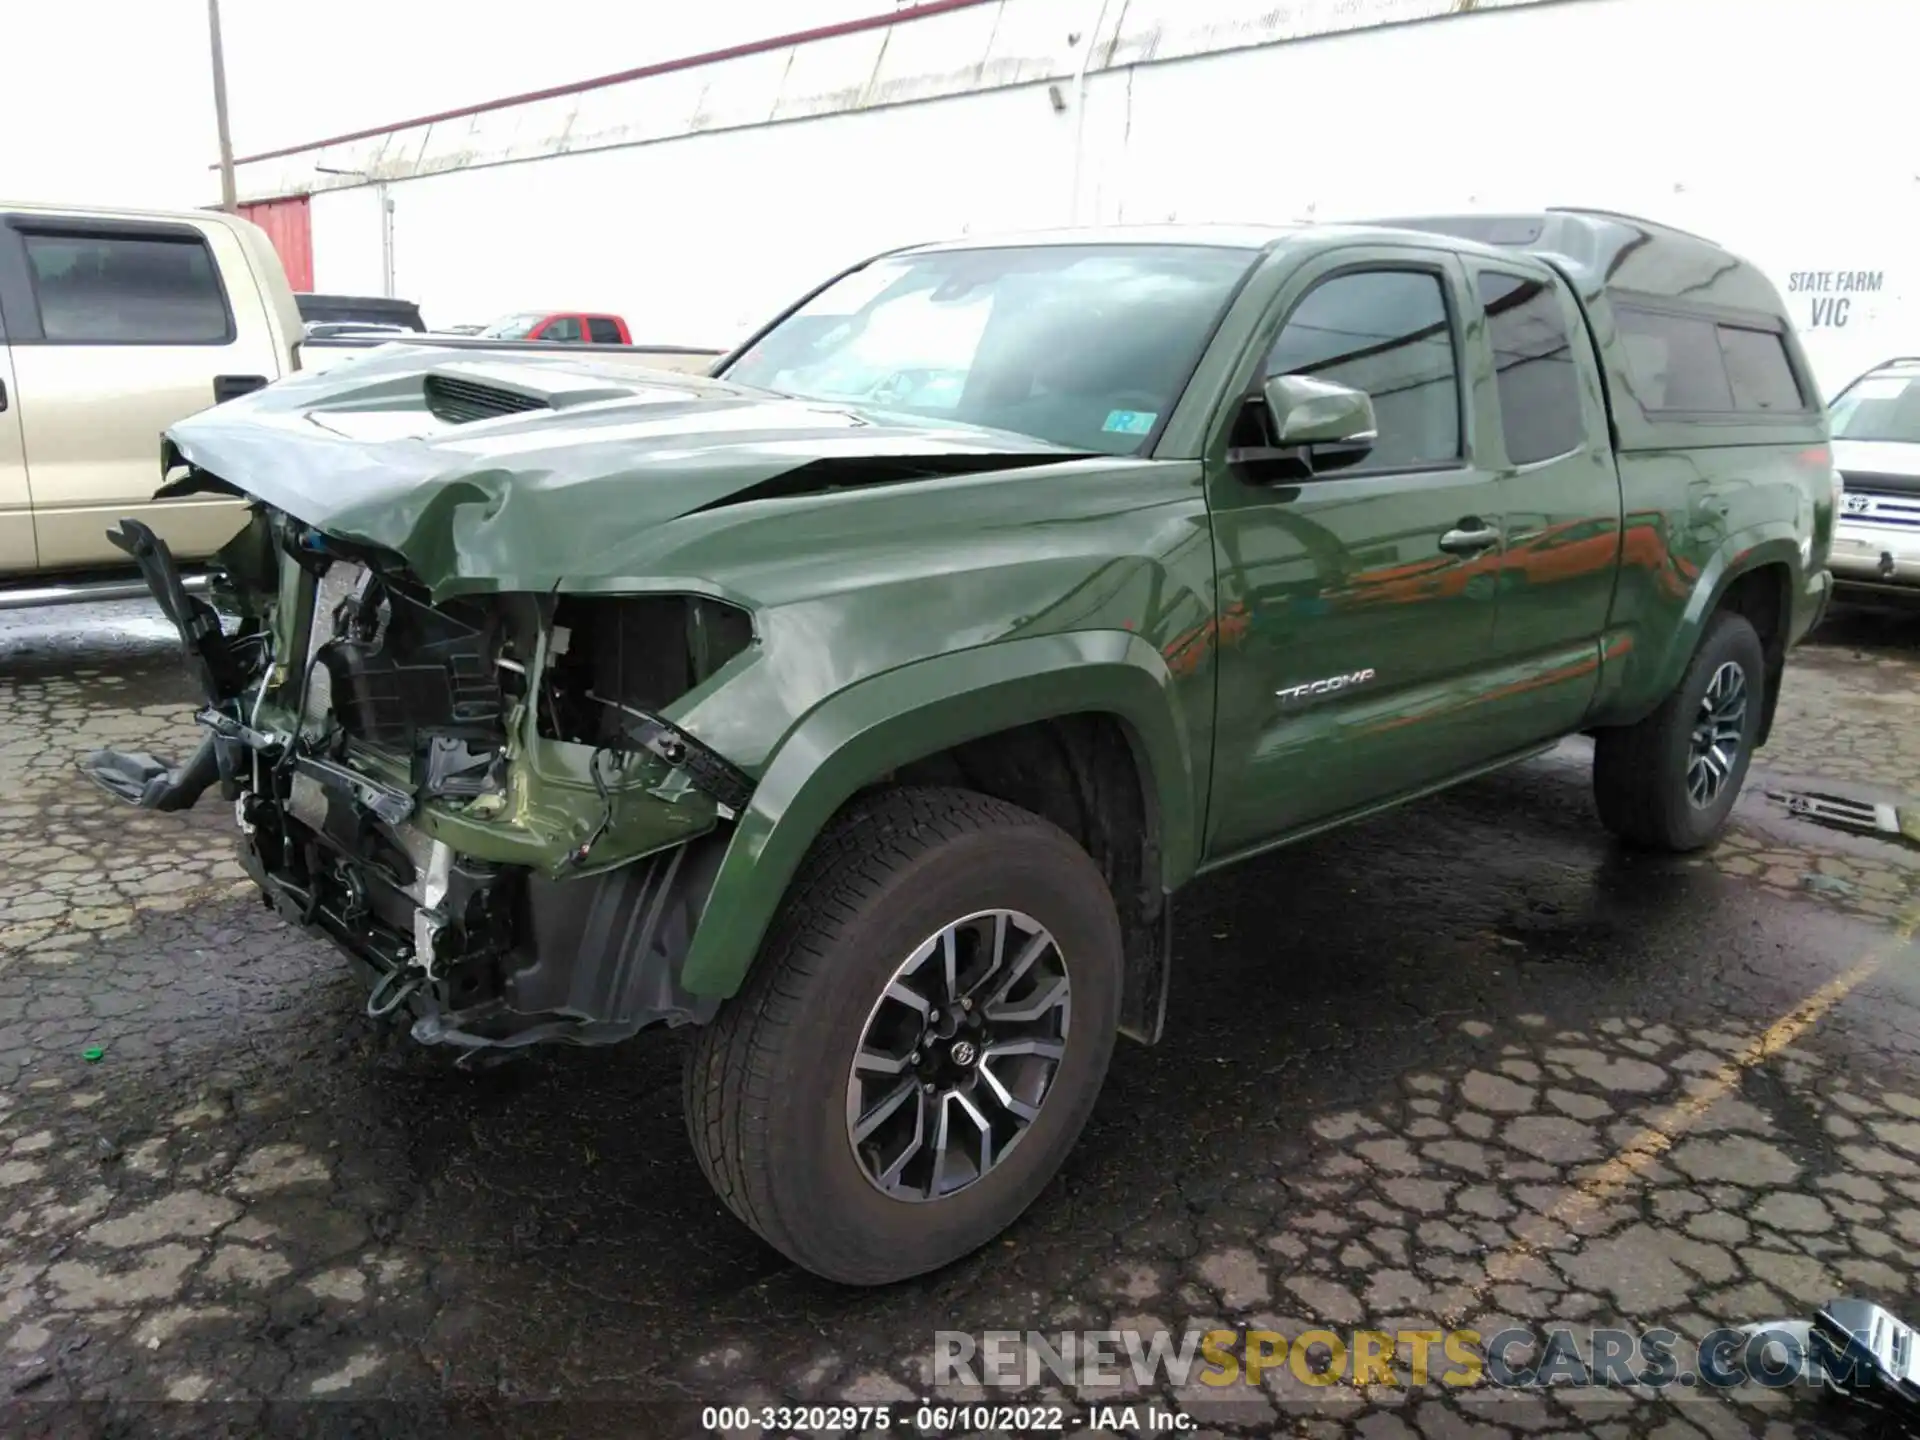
{"left": 230, "top": 0, "right": 1914, "bottom": 393}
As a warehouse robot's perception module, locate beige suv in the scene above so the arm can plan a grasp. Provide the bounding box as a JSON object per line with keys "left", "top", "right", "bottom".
{"left": 0, "top": 201, "right": 305, "bottom": 599}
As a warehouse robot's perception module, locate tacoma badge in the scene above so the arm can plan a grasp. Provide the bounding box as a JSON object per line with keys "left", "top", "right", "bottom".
{"left": 1275, "top": 668, "right": 1377, "bottom": 703}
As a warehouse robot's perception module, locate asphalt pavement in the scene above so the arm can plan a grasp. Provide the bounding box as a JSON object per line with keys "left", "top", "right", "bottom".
{"left": 0, "top": 597, "right": 1917, "bottom": 1438}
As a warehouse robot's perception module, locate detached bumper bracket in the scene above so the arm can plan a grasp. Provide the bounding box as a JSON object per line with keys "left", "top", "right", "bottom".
{"left": 621, "top": 712, "right": 756, "bottom": 814}
{"left": 196, "top": 708, "right": 415, "bottom": 825}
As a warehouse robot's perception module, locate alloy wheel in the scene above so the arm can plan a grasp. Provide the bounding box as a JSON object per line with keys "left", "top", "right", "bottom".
{"left": 1686, "top": 660, "right": 1748, "bottom": 808}
{"left": 845, "top": 908, "right": 1071, "bottom": 1202}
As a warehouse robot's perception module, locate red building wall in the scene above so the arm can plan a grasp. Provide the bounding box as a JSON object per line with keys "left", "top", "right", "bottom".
{"left": 237, "top": 195, "right": 314, "bottom": 291}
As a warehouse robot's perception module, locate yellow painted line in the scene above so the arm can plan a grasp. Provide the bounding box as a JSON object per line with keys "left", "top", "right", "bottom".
{"left": 1441, "top": 900, "right": 1920, "bottom": 1326}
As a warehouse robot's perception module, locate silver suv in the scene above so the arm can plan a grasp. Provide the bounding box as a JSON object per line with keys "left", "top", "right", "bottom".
{"left": 1830, "top": 357, "right": 1920, "bottom": 594}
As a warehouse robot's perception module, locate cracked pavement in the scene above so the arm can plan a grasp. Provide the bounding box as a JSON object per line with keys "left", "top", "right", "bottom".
{"left": 0, "top": 597, "right": 1918, "bottom": 1436}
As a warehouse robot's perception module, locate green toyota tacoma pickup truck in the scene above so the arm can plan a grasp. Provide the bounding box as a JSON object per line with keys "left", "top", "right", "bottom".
{"left": 88, "top": 209, "right": 1837, "bottom": 1285}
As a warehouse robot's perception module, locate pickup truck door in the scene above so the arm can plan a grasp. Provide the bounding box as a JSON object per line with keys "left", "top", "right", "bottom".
{"left": 0, "top": 332, "right": 30, "bottom": 574}
{"left": 0, "top": 214, "right": 283, "bottom": 571}
{"left": 1203, "top": 247, "right": 1512, "bottom": 859}
{"left": 1462, "top": 260, "right": 1624, "bottom": 748}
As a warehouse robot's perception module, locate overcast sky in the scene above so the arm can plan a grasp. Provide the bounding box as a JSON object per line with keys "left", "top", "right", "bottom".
{"left": 5, "top": 0, "right": 888, "bottom": 210}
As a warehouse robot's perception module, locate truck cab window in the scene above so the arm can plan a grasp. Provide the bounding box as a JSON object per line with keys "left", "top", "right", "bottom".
{"left": 1477, "top": 270, "right": 1584, "bottom": 465}
{"left": 22, "top": 231, "right": 232, "bottom": 344}
{"left": 543, "top": 316, "right": 583, "bottom": 342}
{"left": 587, "top": 317, "right": 621, "bottom": 344}
{"left": 1266, "top": 269, "right": 1461, "bottom": 470}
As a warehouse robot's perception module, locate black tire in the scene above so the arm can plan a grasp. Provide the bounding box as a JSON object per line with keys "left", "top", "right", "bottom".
{"left": 683, "top": 785, "right": 1123, "bottom": 1285}
{"left": 1593, "top": 609, "right": 1766, "bottom": 851}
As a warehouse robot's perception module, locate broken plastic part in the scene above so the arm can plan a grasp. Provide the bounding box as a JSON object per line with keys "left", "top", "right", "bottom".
{"left": 104, "top": 518, "right": 257, "bottom": 706}
{"left": 78, "top": 736, "right": 225, "bottom": 813}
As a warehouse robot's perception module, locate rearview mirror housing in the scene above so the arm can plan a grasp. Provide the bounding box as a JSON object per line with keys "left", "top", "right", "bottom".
{"left": 1230, "top": 375, "right": 1378, "bottom": 480}
{"left": 1266, "top": 374, "right": 1377, "bottom": 450}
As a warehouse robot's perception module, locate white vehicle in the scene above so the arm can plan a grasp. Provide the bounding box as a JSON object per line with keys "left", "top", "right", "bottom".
{"left": 1828, "top": 357, "right": 1920, "bottom": 595}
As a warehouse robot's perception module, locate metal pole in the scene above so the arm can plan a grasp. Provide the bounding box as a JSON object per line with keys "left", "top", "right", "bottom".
{"left": 380, "top": 184, "right": 395, "bottom": 298}
{"left": 207, "top": 0, "right": 238, "bottom": 211}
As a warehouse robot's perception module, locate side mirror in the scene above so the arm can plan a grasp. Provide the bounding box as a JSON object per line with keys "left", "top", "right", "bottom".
{"left": 1231, "top": 374, "right": 1378, "bottom": 480}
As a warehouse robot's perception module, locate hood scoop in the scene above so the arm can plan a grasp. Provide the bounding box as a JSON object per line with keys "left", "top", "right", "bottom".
{"left": 424, "top": 373, "right": 550, "bottom": 425}
{"left": 422, "top": 367, "right": 652, "bottom": 425}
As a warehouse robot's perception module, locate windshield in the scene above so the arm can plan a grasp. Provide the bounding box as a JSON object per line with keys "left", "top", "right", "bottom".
{"left": 478, "top": 311, "right": 548, "bottom": 340}
{"left": 725, "top": 244, "right": 1257, "bottom": 455}
{"left": 1829, "top": 371, "right": 1920, "bottom": 443}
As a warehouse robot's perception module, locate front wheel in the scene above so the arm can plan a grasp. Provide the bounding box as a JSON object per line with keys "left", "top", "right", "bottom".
{"left": 1592, "top": 609, "right": 1766, "bottom": 851}
{"left": 683, "top": 786, "right": 1122, "bottom": 1285}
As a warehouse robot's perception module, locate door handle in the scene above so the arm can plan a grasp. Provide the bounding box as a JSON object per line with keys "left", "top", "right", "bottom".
{"left": 1439, "top": 520, "right": 1502, "bottom": 555}
{"left": 213, "top": 374, "right": 269, "bottom": 404}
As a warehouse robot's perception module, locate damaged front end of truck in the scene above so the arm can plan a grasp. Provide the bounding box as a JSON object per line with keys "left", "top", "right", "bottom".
{"left": 84, "top": 494, "right": 756, "bottom": 1060}
{"left": 78, "top": 349, "right": 1095, "bottom": 1060}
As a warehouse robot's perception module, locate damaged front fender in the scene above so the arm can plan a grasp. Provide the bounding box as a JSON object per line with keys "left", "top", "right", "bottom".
{"left": 679, "top": 628, "right": 1201, "bottom": 998}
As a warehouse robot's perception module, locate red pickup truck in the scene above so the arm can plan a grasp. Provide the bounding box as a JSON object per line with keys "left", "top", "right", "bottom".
{"left": 475, "top": 309, "right": 632, "bottom": 344}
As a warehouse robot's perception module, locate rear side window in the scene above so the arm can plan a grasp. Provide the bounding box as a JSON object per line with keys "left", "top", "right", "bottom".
{"left": 1266, "top": 269, "right": 1462, "bottom": 471}
{"left": 21, "top": 229, "right": 232, "bottom": 344}
{"left": 1614, "top": 305, "right": 1804, "bottom": 415}
{"left": 1477, "top": 270, "right": 1584, "bottom": 465}
{"left": 586, "top": 316, "right": 621, "bottom": 344}
{"left": 1717, "top": 325, "right": 1804, "bottom": 411}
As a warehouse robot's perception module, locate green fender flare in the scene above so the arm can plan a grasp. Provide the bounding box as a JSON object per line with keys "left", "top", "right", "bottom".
{"left": 1647, "top": 529, "right": 1804, "bottom": 700}
{"left": 1595, "top": 525, "right": 1804, "bottom": 729}
{"left": 677, "top": 629, "right": 1202, "bottom": 997}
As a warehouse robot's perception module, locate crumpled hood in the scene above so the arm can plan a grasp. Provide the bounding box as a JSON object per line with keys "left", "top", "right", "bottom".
{"left": 162, "top": 344, "right": 1083, "bottom": 598}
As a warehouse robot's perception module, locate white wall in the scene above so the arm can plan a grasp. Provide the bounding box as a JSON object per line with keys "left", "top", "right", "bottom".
{"left": 300, "top": 0, "right": 1915, "bottom": 395}
{"left": 309, "top": 187, "right": 389, "bottom": 301}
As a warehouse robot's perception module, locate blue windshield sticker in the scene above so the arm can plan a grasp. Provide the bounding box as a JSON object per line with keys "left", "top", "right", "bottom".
{"left": 1103, "top": 409, "right": 1158, "bottom": 435}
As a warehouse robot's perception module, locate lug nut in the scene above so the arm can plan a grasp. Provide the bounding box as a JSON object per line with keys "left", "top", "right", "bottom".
{"left": 929, "top": 1008, "right": 941, "bottom": 1022}
{"left": 909, "top": 1051, "right": 921, "bottom": 1065}
{"left": 960, "top": 998, "right": 972, "bottom": 1012}
{"left": 922, "top": 1082, "right": 936, "bottom": 1094}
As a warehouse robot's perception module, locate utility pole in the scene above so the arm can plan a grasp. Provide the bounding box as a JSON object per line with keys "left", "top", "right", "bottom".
{"left": 208, "top": 0, "right": 238, "bottom": 211}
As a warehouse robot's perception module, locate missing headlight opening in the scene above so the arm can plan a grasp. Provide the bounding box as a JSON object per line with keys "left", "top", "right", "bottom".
{"left": 538, "top": 594, "right": 753, "bottom": 748}
{"left": 306, "top": 565, "right": 534, "bottom": 804}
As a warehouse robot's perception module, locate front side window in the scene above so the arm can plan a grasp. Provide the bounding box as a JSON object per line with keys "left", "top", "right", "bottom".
{"left": 1265, "top": 269, "right": 1462, "bottom": 470}
{"left": 724, "top": 244, "right": 1257, "bottom": 456}
{"left": 1478, "top": 270, "right": 1584, "bottom": 465}
{"left": 541, "top": 316, "right": 583, "bottom": 343}
{"left": 1829, "top": 370, "right": 1920, "bottom": 443}
{"left": 22, "top": 230, "right": 231, "bottom": 344}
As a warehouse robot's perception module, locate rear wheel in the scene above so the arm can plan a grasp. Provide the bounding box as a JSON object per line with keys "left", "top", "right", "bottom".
{"left": 1593, "top": 610, "right": 1765, "bottom": 851}
{"left": 684, "top": 786, "right": 1122, "bottom": 1285}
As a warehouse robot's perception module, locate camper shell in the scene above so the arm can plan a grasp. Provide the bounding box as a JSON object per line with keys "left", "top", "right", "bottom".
{"left": 1366, "top": 208, "right": 1826, "bottom": 449}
